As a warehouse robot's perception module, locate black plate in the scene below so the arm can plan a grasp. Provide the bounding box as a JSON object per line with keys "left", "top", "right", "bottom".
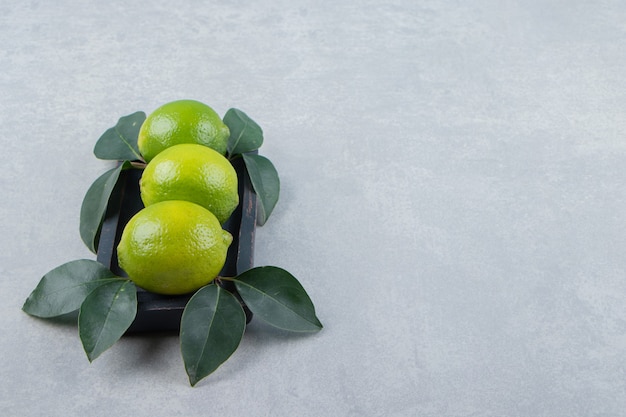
{"left": 96, "top": 156, "right": 257, "bottom": 333}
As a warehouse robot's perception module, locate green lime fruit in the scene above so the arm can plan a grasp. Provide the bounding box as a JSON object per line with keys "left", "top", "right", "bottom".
{"left": 138, "top": 99, "right": 230, "bottom": 162}
{"left": 139, "top": 143, "right": 239, "bottom": 224}
{"left": 117, "top": 200, "right": 233, "bottom": 295}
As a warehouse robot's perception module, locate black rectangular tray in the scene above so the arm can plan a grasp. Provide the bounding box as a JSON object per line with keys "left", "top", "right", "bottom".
{"left": 96, "top": 156, "right": 257, "bottom": 333}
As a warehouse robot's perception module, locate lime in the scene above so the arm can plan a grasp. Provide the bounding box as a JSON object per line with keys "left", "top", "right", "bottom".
{"left": 139, "top": 143, "right": 239, "bottom": 224}
{"left": 117, "top": 200, "right": 233, "bottom": 295}
{"left": 138, "top": 99, "right": 230, "bottom": 162}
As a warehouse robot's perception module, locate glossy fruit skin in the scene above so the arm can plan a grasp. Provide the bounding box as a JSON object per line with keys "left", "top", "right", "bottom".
{"left": 117, "top": 200, "right": 233, "bottom": 295}
{"left": 137, "top": 99, "right": 230, "bottom": 162}
{"left": 140, "top": 144, "right": 239, "bottom": 224}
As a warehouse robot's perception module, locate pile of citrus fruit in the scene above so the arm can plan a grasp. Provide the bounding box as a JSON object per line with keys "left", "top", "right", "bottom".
{"left": 118, "top": 99, "right": 239, "bottom": 295}
{"left": 23, "top": 98, "right": 322, "bottom": 387}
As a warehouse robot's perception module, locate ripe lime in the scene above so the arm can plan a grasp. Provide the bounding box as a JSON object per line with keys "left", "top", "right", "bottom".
{"left": 117, "top": 200, "right": 233, "bottom": 295}
{"left": 137, "top": 99, "right": 230, "bottom": 162}
{"left": 139, "top": 143, "right": 239, "bottom": 224}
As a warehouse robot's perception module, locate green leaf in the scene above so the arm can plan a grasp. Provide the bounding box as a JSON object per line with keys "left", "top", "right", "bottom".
{"left": 234, "top": 266, "right": 322, "bottom": 332}
{"left": 180, "top": 284, "right": 246, "bottom": 386}
{"left": 78, "top": 279, "right": 137, "bottom": 362}
{"left": 23, "top": 259, "right": 120, "bottom": 318}
{"left": 242, "top": 153, "right": 279, "bottom": 225}
{"left": 79, "top": 162, "right": 129, "bottom": 253}
{"left": 224, "top": 108, "right": 264, "bottom": 156}
{"left": 93, "top": 111, "right": 145, "bottom": 161}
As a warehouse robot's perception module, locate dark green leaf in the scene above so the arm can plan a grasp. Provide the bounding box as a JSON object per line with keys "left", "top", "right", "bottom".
{"left": 180, "top": 284, "right": 246, "bottom": 386}
{"left": 224, "top": 108, "right": 264, "bottom": 156}
{"left": 78, "top": 279, "right": 137, "bottom": 362}
{"left": 242, "top": 153, "right": 279, "bottom": 225}
{"left": 93, "top": 111, "right": 145, "bottom": 161}
{"left": 79, "top": 162, "right": 129, "bottom": 253}
{"left": 23, "top": 259, "right": 119, "bottom": 318}
{"left": 234, "top": 266, "right": 322, "bottom": 332}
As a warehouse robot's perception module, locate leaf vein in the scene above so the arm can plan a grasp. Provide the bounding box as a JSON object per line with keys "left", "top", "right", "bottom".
{"left": 113, "top": 126, "right": 142, "bottom": 161}
{"left": 194, "top": 288, "right": 220, "bottom": 373}
{"left": 237, "top": 281, "right": 317, "bottom": 326}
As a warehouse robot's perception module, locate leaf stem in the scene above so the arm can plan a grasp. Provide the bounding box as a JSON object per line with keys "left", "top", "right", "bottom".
{"left": 227, "top": 153, "right": 242, "bottom": 162}
{"left": 130, "top": 161, "right": 146, "bottom": 169}
{"left": 215, "top": 276, "right": 235, "bottom": 285}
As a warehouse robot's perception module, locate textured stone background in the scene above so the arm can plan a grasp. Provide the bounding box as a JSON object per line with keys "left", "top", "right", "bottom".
{"left": 1, "top": 1, "right": 625, "bottom": 416}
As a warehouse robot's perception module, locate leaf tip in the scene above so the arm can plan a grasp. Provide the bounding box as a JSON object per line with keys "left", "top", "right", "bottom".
{"left": 21, "top": 296, "right": 30, "bottom": 312}
{"left": 85, "top": 351, "right": 97, "bottom": 363}
{"left": 314, "top": 319, "right": 323, "bottom": 330}
{"left": 21, "top": 302, "right": 35, "bottom": 317}
{"left": 185, "top": 367, "right": 203, "bottom": 386}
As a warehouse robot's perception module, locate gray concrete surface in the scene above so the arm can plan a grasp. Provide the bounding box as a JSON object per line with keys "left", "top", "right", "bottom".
{"left": 2, "top": 1, "right": 626, "bottom": 416}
